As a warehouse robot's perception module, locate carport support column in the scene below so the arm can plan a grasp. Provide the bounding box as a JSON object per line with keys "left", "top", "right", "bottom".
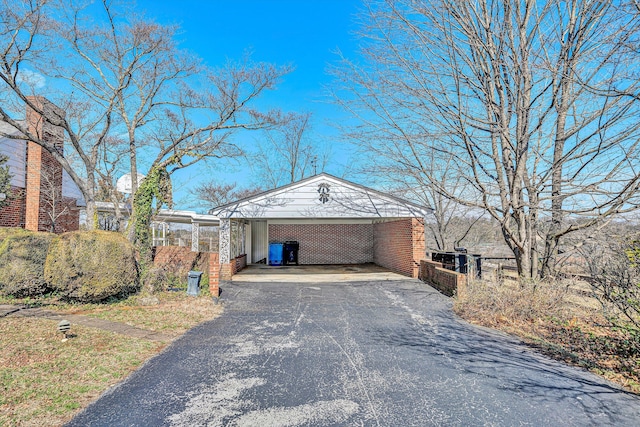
{"left": 191, "top": 221, "right": 200, "bottom": 252}
{"left": 219, "top": 218, "right": 232, "bottom": 280}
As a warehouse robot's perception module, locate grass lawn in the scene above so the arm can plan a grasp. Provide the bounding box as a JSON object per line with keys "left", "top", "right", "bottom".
{"left": 0, "top": 292, "right": 222, "bottom": 427}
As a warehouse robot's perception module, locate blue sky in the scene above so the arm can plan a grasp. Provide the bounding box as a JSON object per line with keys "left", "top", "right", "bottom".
{"left": 135, "top": 0, "right": 363, "bottom": 208}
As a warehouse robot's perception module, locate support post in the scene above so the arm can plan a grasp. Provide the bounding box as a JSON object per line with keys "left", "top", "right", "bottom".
{"left": 191, "top": 221, "right": 200, "bottom": 252}
{"left": 219, "top": 218, "right": 231, "bottom": 280}
{"left": 162, "top": 222, "right": 167, "bottom": 246}
{"left": 220, "top": 218, "right": 231, "bottom": 264}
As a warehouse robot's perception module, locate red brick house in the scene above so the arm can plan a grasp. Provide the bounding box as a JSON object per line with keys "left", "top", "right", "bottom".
{"left": 0, "top": 98, "right": 83, "bottom": 233}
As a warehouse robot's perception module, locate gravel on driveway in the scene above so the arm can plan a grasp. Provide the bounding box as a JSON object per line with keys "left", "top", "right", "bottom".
{"left": 67, "top": 277, "right": 640, "bottom": 426}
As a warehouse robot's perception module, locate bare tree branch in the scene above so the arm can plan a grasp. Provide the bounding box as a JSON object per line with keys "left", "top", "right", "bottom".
{"left": 332, "top": 0, "right": 640, "bottom": 277}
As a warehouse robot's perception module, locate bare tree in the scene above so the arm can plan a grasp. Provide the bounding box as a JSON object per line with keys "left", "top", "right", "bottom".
{"left": 251, "top": 112, "right": 329, "bottom": 188}
{"left": 0, "top": 0, "right": 289, "bottom": 253}
{"left": 0, "top": 1, "right": 100, "bottom": 225}
{"left": 356, "top": 141, "right": 484, "bottom": 251}
{"left": 582, "top": 231, "right": 640, "bottom": 336}
{"left": 34, "top": 159, "right": 71, "bottom": 233}
{"left": 333, "top": 0, "right": 640, "bottom": 278}
{"left": 189, "top": 180, "right": 263, "bottom": 210}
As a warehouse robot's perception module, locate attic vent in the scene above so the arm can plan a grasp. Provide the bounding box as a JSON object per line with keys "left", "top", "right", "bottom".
{"left": 317, "top": 182, "right": 330, "bottom": 204}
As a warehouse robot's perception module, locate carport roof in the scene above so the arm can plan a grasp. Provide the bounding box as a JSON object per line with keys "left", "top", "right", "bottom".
{"left": 209, "top": 173, "right": 432, "bottom": 219}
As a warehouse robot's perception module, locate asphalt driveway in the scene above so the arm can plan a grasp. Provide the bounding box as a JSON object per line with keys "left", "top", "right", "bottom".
{"left": 67, "top": 277, "right": 640, "bottom": 426}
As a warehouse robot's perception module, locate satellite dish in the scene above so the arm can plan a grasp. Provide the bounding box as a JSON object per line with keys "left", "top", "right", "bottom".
{"left": 116, "top": 173, "right": 146, "bottom": 194}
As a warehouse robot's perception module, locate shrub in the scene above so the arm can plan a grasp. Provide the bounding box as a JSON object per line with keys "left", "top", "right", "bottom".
{"left": 454, "top": 278, "right": 572, "bottom": 326}
{"left": 45, "top": 230, "right": 139, "bottom": 302}
{"left": 142, "top": 266, "right": 168, "bottom": 294}
{"left": 0, "top": 228, "right": 55, "bottom": 297}
{"left": 584, "top": 238, "right": 640, "bottom": 340}
{"left": 0, "top": 226, "right": 23, "bottom": 243}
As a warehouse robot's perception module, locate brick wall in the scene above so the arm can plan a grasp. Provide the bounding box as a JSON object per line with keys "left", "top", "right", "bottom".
{"left": 269, "top": 223, "right": 374, "bottom": 264}
{"left": 152, "top": 246, "right": 209, "bottom": 283}
{"left": 0, "top": 179, "right": 79, "bottom": 233}
{"left": 234, "top": 254, "right": 247, "bottom": 274}
{"left": 219, "top": 263, "right": 232, "bottom": 282}
{"left": 373, "top": 218, "right": 425, "bottom": 278}
{"left": 53, "top": 196, "right": 80, "bottom": 233}
{"left": 209, "top": 252, "right": 220, "bottom": 296}
{"left": 210, "top": 254, "right": 247, "bottom": 291}
{"left": 419, "top": 259, "right": 466, "bottom": 297}
{"left": 419, "top": 259, "right": 439, "bottom": 284}
{"left": 0, "top": 187, "right": 26, "bottom": 228}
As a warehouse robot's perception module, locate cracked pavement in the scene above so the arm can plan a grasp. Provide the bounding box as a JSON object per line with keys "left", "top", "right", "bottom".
{"left": 67, "top": 277, "right": 640, "bottom": 426}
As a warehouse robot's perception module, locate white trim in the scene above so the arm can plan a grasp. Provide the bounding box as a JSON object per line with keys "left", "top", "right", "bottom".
{"left": 267, "top": 218, "right": 374, "bottom": 225}
{"left": 94, "top": 202, "right": 220, "bottom": 225}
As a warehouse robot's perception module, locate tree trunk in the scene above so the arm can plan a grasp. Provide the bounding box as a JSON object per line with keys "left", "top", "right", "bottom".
{"left": 84, "top": 199, "right": 97, "bottom": 231}
{"left": 516, "top": 247, "right": 532, "bottom": 280}
{"left": 126, "top": 137, "right": 139, "bottom": 242}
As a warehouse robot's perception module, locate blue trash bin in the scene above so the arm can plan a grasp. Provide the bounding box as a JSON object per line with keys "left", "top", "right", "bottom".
{"left": 269, "top": 243, "right": 284, "bottom": 266}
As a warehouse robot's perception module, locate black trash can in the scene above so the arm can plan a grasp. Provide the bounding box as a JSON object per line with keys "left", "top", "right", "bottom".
{"left": 187, "top": 271, "right": 203, "bottom": 296}
{"left": 283, "top": 241, "right": 299, "bottom": 265}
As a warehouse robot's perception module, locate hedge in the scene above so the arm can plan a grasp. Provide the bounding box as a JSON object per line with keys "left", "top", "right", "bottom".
{"left": 45, "top": 230, "right": 139, "bottom": 302}
{"left": 0, "top": 228, "right": 55, "bottom": 297}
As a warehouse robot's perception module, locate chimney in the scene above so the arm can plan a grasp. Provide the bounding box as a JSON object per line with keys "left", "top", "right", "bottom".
{"left": 24, "top": 96, "right": 65, "bottom": 232}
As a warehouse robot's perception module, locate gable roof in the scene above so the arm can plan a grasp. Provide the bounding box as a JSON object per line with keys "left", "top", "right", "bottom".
{"left": 209, "top": 173, "right": 432, "bottom": 219}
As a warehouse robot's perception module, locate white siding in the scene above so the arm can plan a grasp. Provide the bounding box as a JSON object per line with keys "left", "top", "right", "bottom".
{"left": 62, "top": 170, "right": 85, "bottom": 206}
{"left": 212, "top": 175, "right": 430, "bottom": 219}
{"left": 0, "top": 137, "right": 26, "bottom": 187}
{"left": 1, "top": 122, "right": 85, "bottom": 206}
{"left": 250, "top": 220, "right": 268, "bottom": 264}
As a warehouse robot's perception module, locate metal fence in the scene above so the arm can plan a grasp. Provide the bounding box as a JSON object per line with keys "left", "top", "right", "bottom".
{"left": 430, "top": 249, "right": 483, "bottom": 278}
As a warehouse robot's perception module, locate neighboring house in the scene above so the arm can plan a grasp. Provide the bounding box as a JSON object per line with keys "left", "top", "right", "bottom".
{"left": 0, "top": 98, "right": 84, "bottom": 233}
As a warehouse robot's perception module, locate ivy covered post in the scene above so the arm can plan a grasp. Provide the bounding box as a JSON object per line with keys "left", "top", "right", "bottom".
{"left": 131, "top": 165, "right": 173, "bottom": 264}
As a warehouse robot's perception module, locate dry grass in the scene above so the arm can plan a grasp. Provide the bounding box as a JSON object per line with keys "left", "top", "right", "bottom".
{"left": 455, "top": 278, "right": 640, "bottom": 393}
{"left": 0, "top": 292, "right": 223, "bottom": 426}
{"left": 52, "top": 292, "right": 222, "bottom": 336}
{"left": 0, "top": 318, "right": 161, "bottom": 427}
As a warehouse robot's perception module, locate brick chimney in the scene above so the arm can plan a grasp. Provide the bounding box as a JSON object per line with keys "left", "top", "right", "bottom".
{"left": 24, "top": 96, "right": 65, "bottom": 232}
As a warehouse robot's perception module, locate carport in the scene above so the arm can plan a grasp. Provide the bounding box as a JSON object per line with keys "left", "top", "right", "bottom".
{"left": 209, "top": 173, "right": 432, "bottom": 280}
